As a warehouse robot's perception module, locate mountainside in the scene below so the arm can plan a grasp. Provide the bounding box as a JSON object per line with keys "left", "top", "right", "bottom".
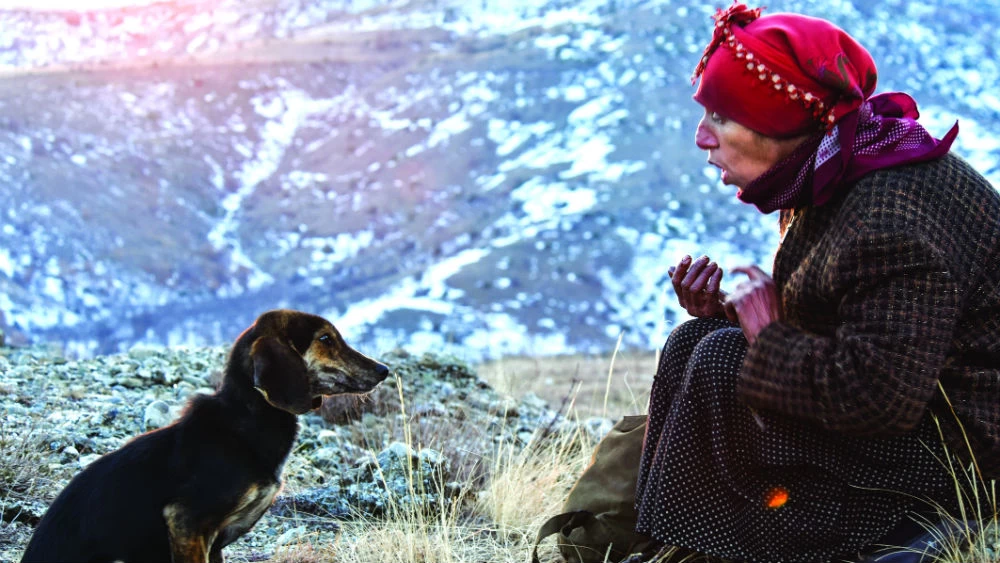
{"left": 1, "top": 0, "right": 998, "bottom": 360}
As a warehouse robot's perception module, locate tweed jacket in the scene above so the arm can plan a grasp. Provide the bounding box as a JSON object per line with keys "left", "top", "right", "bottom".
{"left": 737, "top": 153, "right": 1000, "bottom": 479}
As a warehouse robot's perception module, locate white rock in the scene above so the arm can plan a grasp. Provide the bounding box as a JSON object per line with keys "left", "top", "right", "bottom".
{"left": 79, "top": 453, "right": 102, "bottom": 468}
{"left": 275, "top": 526, "right": 308, "bottom": 548}
{"left": 143, "top": 400, "right": 181, "bottom": 430}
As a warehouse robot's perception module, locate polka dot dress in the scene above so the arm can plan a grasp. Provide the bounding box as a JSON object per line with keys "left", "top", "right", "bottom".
{"left": 634, "top": 318, "right": 957, "bottom": 563}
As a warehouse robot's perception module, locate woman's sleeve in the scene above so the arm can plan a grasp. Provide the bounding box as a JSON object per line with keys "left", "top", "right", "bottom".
{"left": 736, "top": 229, "right": 960, "bottom": 437}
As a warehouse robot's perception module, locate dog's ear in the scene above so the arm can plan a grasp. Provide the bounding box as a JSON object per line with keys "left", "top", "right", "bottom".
{"left": 250, "top": 336, "right": 314, "bottom": 415}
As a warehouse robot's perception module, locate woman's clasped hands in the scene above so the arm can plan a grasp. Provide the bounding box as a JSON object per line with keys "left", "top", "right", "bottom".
{"left": 669, "top": 256, "right": 782, "bottom": 344}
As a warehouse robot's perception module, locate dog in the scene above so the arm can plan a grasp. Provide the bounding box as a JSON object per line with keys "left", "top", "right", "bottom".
{"left": 21, "top": 309, "right": 389, "bottom": 563}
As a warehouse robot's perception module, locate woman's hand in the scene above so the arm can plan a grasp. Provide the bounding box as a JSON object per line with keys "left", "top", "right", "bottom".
{"left": 725, "top": 265, "right": 782, "bottom": 344}
{"left": 669, "top": 255, "right": 729, "bottom": 319}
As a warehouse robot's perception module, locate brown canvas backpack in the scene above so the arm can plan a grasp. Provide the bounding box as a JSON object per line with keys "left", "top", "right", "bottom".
{"left": 533, "top": 415, "right": 657, "bottom": 563}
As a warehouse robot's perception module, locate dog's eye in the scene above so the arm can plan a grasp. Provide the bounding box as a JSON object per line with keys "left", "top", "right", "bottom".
{"left": 318, "top": 334, "right": 333, "bottom": 346}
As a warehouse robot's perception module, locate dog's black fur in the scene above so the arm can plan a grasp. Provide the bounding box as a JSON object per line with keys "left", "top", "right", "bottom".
{"left": 20, "top": 309, "right": 389, "bottom": 563}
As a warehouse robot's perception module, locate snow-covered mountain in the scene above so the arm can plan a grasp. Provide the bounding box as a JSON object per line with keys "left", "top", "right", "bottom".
{"left": 1, "top": 0, "right": 997, "bottom": 360}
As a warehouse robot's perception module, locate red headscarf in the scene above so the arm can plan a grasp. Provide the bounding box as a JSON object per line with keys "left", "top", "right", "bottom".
{"left": 692, "top": 2, "right": 958, "bottom": 212}
{"left": 692, "top": 2, "right": 877, "bottom": 138}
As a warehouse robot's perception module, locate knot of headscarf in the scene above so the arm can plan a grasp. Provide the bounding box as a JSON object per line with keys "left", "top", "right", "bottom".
{"left": 692, "top": 2, "right": 764, "bottom": 81}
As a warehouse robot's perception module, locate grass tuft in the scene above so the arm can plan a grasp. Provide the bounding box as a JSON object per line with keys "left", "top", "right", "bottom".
{"left": 0, "top": 420, "right": 51, "bottom": 516}
{"left": 918, "top": 384, "right": 1000, "bottom": 563}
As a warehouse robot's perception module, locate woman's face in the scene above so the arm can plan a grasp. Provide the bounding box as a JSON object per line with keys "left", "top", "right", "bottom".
{"left": 694, "top": 108, "right": 799, "bottom": 190}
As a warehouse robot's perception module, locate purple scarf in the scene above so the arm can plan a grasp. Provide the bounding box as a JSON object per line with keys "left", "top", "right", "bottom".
{"left": 739, "top": 92, "right": 959, "bottom": 213}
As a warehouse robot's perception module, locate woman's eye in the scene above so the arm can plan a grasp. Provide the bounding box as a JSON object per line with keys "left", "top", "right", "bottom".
{"left": 710, "top": 112, "right": 726, "bottom": 123}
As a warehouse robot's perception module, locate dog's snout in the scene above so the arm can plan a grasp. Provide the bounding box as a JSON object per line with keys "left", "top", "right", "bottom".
{"left": 375, "top": 363, "right": 390, "bottom": 380}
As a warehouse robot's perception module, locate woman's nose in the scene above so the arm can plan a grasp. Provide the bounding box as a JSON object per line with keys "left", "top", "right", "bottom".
{"left": 695, "top": 120, "right": 717, "bottom": 150}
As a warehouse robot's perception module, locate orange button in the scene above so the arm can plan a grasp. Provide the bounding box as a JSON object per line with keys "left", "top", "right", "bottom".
{"left": 765, "top": 486, "right": 789, "bottom": 509}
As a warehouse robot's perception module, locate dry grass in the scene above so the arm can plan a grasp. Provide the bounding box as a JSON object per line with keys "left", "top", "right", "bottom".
{"left": 267, "top": 381, "right": 597, "bottom": 563}
{"left": 264, "top": 430, "right": 595, "bottom": 563}
{"left": 0, "top": 420, "right": 50, "bottom": 512}
{"left": 0, "top": 419, "right": 53, "bottom": 555}
{"left": 477, "top": 422, "right": 593, "bottom": 536}
{"left": 916, "top": 388, "right": 1000, "bottom": 563}
{"left": 477, "top": 347, "right": 658, "bottom": 421}
{"left": 260, "top": 354, "right": 615, "bottom": 563}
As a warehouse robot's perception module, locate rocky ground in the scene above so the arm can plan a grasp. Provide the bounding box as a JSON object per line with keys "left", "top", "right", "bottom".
{"left": 3, "top": 338, "right": 996, "bottom": 563}
{"left": 0, "top": 340, "right": 604, "bottom": 561}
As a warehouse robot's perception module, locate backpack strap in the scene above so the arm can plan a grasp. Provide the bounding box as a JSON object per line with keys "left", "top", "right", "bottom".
{"left": 531, "top": 510, "right": 595, "bottom": 563}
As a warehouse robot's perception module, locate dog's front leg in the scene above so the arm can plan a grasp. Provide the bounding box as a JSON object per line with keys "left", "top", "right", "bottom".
{"left": 164, "top": 503, "right": 218, "bottom": 563}
{"left": 208, "top": 542, "right": 225, "bottom": 563}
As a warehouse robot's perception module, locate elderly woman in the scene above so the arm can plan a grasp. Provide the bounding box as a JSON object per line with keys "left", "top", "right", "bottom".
{"left": 634, "top": 3, "right": 1000, "bottom": 563}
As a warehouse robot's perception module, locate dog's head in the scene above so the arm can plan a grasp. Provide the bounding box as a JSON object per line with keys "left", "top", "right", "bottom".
{"left": 236, "top": 309, "right": 390, "bottom": 415}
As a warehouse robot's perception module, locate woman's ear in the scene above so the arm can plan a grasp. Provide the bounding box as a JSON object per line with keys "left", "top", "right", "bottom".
{"left": 250, "top": 336, "right": 314, "bottom": 414}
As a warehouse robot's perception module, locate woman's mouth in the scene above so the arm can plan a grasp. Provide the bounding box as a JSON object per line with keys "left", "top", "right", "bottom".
{"left": 708, "top": 159, "right": 733, "bottom": 185}
{"left": 720, "top": 168, "right": 730, "bottom": 183}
